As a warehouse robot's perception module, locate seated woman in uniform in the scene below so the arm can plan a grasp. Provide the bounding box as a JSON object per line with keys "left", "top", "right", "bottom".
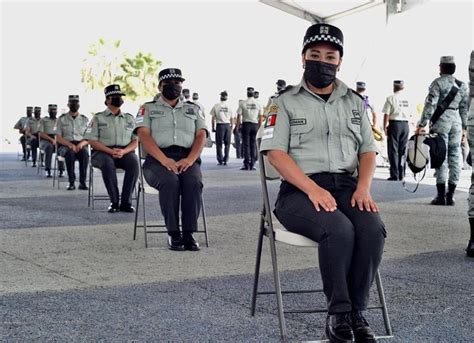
{"left": 260, "top": 23, "right": 386, "bottom": 343}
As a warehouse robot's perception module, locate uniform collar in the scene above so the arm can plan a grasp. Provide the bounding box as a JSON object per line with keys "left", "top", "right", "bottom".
{"left": 104, "top": 108, "right": 124, "bottom": 117}
{"left": 293, "top": 78, "right": 350, "bottom": 101}
{"left": 157, "top": 95, "right": 184, "bottom": 109}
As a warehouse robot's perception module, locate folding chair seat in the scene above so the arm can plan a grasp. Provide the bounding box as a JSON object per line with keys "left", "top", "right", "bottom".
{"left": 250, "top": 138, "right": 393, "bottom": 341}
{"left": 133, "top": 143, "right": 209, "bottom": 248}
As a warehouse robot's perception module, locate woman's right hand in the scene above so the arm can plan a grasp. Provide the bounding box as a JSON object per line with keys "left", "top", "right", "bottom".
{"left": 308, "top": 186, "right": 337, "bottom": 212}
{"left": 160, "top": 157, "right": 179, "bottom": 174}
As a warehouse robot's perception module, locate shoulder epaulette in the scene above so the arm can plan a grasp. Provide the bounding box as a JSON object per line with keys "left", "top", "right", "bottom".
{"left": 59, "top": 113, "right": 66, "bottom": 118}
{"left": 275, "top": 85, "right": 294, "bottom": 97}
{"left": 80, "top": 114, "right": 88, "bottom": 118}
{"left": 350, "top": 89, "right": 365, "bottom": 101}
{"left": 144, "top": 100, "right": 156, "bottom": 104}
{"left": 185, "top": 100, "right": 196, "bottom": 105}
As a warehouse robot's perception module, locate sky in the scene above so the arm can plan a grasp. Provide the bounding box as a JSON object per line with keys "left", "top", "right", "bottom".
{"left": 1, "top": 0, "right": 473, "bottom": 152}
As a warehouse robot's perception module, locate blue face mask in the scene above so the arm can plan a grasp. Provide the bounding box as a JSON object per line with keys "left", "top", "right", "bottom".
{"left": 304, "top": 60, "right": 337, "bottom": 88}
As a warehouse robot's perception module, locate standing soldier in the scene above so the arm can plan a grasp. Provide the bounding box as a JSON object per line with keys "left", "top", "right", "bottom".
{"left": 356, "top": 81, "right": 377, "bottom": 128}
{"left": 38, "top": 104, "right": 65, "bottom": 178}
{"left": 135, "top": 68, "right": 208, "bottom": 251}
{"left": 265, "top": 79, "right": 287, "bottom": 113}
{"left": 465, "top": 50, "right": 474, "bottom": 257}
{"left": 85, "top": 84, "right": 139, "bottom": 213}
{"left": 182, "top": 88, "right": 191, "bottom": 102}
{"left": 192, "top": 92, "right": 205, "bottom": 115}
{"left": 25, "top": 106, "right": 42, "bottom": 167}
{"left": 233, "top": 99, "right": 244, "bottom": 159}
{"left": 237, "top": 87, "right": 262, "bottom": 170}
{"left": 260, "top": 23, "right": 385, "bottom": 342}
{"left": 416, "top": 56, "right": 469, "bottom": 205}
{"left": 13, "top": 106, "right": 33, "bottom": 161}
{"left": 382, "top": 80, "right": 412, "bottom": 181}
{"left": 56, "top": 95, "right": 89, "bottom": 190}
{"left": 210, "top": 91, "right": 234, "bottom": 165}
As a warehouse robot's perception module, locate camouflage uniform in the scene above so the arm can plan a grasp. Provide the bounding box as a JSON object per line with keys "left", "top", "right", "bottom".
{"left": 418, "top": 74, "right": 469, "bottom": 186}
{"left": 467, "top": 51, "right": 474, "bottom": 217}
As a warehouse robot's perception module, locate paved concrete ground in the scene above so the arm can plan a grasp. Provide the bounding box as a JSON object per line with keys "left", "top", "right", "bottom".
{"left": 0, "top": 150, "right": 473, "bottom": 342}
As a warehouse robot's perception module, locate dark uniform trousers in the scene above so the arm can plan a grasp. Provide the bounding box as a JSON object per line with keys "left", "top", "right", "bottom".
{"left": 234, "top": 127, "right": 242, "bottom": 159}
{"left": 387, "top": 120, "right": 409, "bottom": 180}
{"left": 27, "top": 135, "right": 39, "bottom": 163}
{"left": 143, "top": 146, "right": 203, "bottom": 234}
{"left": 40, "top": 138, "right": 64, "bottom": 172}
{"left": 60, "top": 142, "right": 89, "bottom": 184}
{"left": 242, "top": 122, "right": 259, "bottom": 168}
{"left": 20, "top": 135, "right": 27, "bottom": 158}
{"left": 216, "top": 123, "right": 231, "bottom": 163}
{"left": 91, "top": 149, "right": 139, "bottom": 205}
{"left": 274, "top": 173, "right": 386, "bottom": 314}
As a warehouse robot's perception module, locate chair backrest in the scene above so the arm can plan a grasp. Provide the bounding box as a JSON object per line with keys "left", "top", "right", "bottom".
{"left": 137, "top": 143, "right": 158, "bottom": 195}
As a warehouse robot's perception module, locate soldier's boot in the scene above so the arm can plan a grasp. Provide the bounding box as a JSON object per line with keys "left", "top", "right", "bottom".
{"left": 467, "top": 218, "right": 474, "bottom": 258}
{"left": 430, "top": 183, "right": 446, "bottom": 205}
{"left": 446, "top": 183, "right": 456, "bottom": 206}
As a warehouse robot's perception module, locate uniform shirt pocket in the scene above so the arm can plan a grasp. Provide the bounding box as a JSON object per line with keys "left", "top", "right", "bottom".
{"left": 342, "top": 118, "right": 362, "bottom": 158}
{"left": 183, "top": 112, "right": 197, "bottom": 133}
{"left": 150, "top": 111, "right": 170, "bottom": 131}
{"left": 289, "top": 119, "right": 314, "bottom": 149}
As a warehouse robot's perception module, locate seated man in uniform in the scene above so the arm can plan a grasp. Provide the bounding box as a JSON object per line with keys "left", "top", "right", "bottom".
{"left": 85, "top": 84, "right": 139, "bottom": 213}
{"left": 135, "top": 68, "right": 208, "bottom": 251}
{"left": 56, "top": 95, "right": 89, "bottom": 190}
{"left": 25, "top": 106, "right": 42, "bottom": 168}
{"left": 260, "top": 23, "right": 386, "bottom": 343}
{"left": 38, "top": 104, "right": 65, "bottom": 178}
{"left": 13, "top": 106, "right": 33, "bottom": 161}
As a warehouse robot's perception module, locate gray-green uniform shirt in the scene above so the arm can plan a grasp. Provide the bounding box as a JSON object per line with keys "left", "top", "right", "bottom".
{"left": 25, "top": 117, "right": 41, "bottom": 134}
{"left": 57, "top": 112, "right": 89, "bottom": 141}
{"left": 260, "top": 79, "right": 377, "bottom": 175}
{"left": 14, "top": 117, "right": 28, "bottom": 130}
{"left": 84, "top": 109, "right": 136, "bottom": 147}
{"left": 38, "top": 117, "right": 58, "bottom": 136}
{"left": 237, "top": 98, "right": 262, "bottom": 124}
{"left": 134, "top": 96, "right": 208, "bottom": 149}
{"left": 210, "top": 101, "right": 234, "bottom": 124}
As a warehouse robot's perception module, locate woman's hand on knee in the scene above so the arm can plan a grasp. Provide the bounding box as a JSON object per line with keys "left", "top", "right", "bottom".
{"left": 351, "top": 188, "right": 379, "bottom": 212}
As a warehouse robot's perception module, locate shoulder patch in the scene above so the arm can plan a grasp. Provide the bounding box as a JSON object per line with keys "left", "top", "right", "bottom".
{"left": 350, "top": 89, "right": 365, "bottom": 101}
{"left": 186, "top": 100, "right": 196, "bottom": 105}
{"left": 145, "top": 100, "right": 156, "bottom": 104}
{"left": 59, "top": 113, "right": 66, "bottom": 118}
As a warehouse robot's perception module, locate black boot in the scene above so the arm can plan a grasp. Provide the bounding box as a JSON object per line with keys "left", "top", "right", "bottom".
{"left": 466, "top": 218, "right": 474, "bottom": 258}
{"left": 446, "top": 183, "right": 456, "bottom": 206}
{"left": 431, "top": 183, "right": 446, "bottom": 205}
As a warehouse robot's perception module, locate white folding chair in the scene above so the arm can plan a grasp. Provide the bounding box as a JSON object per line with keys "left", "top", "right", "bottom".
{"left": 37, "top": 134, "right": 45, "bottom": 175}
{"left": 133, "top": 144, "right": 209, "bottom": 248}
{"left": 250, "top": 139, "right": 393, "bottom": 341}
{"left": 52, "top": 140, "right": 66, "bottom": 188}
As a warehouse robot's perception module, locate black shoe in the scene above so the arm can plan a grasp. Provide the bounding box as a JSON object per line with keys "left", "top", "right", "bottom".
{"left": 32, "top": 163, "right": 36, "bottom": 168}
{"left": 446, "top": 183, "right": 456, "bottom": 206}
{"left": 351, "top": 311, "right": 376, "bottom": 343}
{"left": 223, "top": 162, "right": 227, "bottom": 166}
{"left": 168, "top": 234, "right": 185, "bottom": 251}
{"left": 67, "top": 183, "right": 75, "bottom": 190}
{"left": 21, "top": 157, "right": 26, "bottom": 161}
{"left": 46, "top": 170, "right": 52, "bottom": 178}
{"left": 431, "top": 183, "right": 446, "bottom": 205}
{"left": 183, "top": 233, "right": 200, "bottom": 251}
{"left": 108, "top": 203, "right": 120, "bottom": 213}
{"left": 466, "top": 240, "right": 474, "bottom": 257}
{"left": 326, "top": 313, "right": 354, "bottom": 343}
{"left": 250, "top": 166, "right": 257, "bottom": 171}
{"left": 58, "top": 170, "right": 64, "bottom": 178}
{"left": 119, "top": 203, "right": 135, "bottom": 213}
{"left": 386, "top": 176, "right": 398, "bottom": 181}
{"left": 78, "top": 183, "right": 88, "bottom": 190}
{"left": 240, "top": 166, "right": 249, "bottom": 170}
{"left": 217, "top": 162, "right": 223, "bottom": 166}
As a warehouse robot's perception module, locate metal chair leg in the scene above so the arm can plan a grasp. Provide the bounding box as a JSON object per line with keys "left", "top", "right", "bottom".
{"left": 375, "top": 270, "right": 393, "bottom": 336}
{"left": 142, "top": 184, "right": 148, "bottom": 248}
{"left": 268, "top": 233, "right": 288, "bottom": 340}
{"left": 201, "top": 194, "right": 209, "bottom": 247}
{"left": 52, "top": 153, "right": 57, "bottom": 187}
{"left": 251, "top": 214, "right": 265, "bottom": 316}
{"left": 133, "top": 184, "right": 141, "bottom": 240}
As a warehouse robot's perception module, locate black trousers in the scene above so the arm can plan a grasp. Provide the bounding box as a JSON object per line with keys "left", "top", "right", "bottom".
{"left": 39, "top": 140, "right": 64, "bottom": 172}
{"left": 274, "top": 173, "right": 386, "bottom": 314}
{"left": 20, "top": 135, "right": 27, "bottom": 156}
{"left": 91, "top": 150, "right": 138, "bottom": 205}
{"left": 234, "top": 128, "right": 242, "bottom": 158}
{"left": 216, "top": 123, "right": 231, "bottom": 163}
{"left": 27, "top": 136, "right": 39, "bottom": 162}
{"left": 242, "top": 122, "right": 258, "bottom": 168}
{"left": 60, "top": 142, "right": 89, "bottom": 184}
{"left": 387, "top": 120, "right": 409, "bottom": 180}
{"left": 143, "top": 146, "right": 203, "bottom": 234}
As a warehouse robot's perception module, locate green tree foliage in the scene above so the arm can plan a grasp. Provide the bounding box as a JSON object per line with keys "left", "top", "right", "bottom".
{"left": 81, "top": 38, "right": 162, "bottom": 103}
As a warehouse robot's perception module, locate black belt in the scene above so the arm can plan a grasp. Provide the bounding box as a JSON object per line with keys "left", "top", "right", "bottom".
{"left": 106, "top": 145, "right": 128, "bottom": 149}
{"left": 447, "top": 107, "right": 458, "bottom": 110}
{"left": 216, "top": 123, "right": 231, "bottom": 125}
{"left": 161, "top": 145, "right": 191, "bottom": 154}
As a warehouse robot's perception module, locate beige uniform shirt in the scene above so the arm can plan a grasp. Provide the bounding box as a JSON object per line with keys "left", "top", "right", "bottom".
{"left": 210, "top": 101, "right": 234, "bottom": 124}
{"left": 237, "top": 98, "right": 262, "bottom": 124}
{"left": 14, "top": 117, "right": 28, "bottom": 130}
{"left": 260, "top": 79, "right": 377, "bottom": 175}
{"left": 57, "top": 112, "right": 89, "bottom": 141}
{"left": 38, "top": 117, "right": 58, "bottom": 135}
{"left": 382, "top": 90, "right": 411, "bottom": 121}
{"left": 84, "top": 109, "right": 136, "bottom": 147}
{"left": 25, "top": 117, "right": 41, "bottom": 134}
{"left": 134, "top": 96, "right": 208, "bottom": 149}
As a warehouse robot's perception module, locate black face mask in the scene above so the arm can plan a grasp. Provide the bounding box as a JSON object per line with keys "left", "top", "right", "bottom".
{"left": 162, "top": 83, "right": 182, "bottom": 100}
{"left": 34, "top": 112, "right": 41, "bottom": 118}
{"left": 69, "top": 103, "right": 80, "bottom": 112}
{"left": 247, "top": 92, "right": 254, "bottom": 98}
{"left": 304, "top": 60, "right": 338, "bottom": 88}
{"left": 221, "top": 97, "right": 228, "bottom": 102}
{"left": 49, "top": 111, "right": 57, "bottom": 119}
{"left": 110, "top": 96, "right": 123, "bottom": 108}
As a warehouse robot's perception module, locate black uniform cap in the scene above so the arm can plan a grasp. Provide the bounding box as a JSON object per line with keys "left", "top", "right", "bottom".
{"left": 34, "top": 106, "right": 41, "bottom": 111}
{"left": 247, "top": 87, "right": 255, "bottom": 92}
{"left": 26, "top": 106, "right": 33, "bottom": 110}
{"left": 393, "top": 80, "right": 404, "bottom": 87}
{"left": 48, "top": 104, "right": 58, "bottom": 110}
{"left": 302, "top": 23, "right": 344, "bottom": 56}
{"left": 104, "top": 84, "right": 125, "bottom": 97}
{"left": 356, "top": 81, "right": 366, "bottom": 89}
{"left": 276, "top": 79, "right": 286, "bottom": 87}
{"left": 159, "top": 68, "right": 185, "bottom": 82}
{"left": 220, "top": 90, "right": 228, "bottom": 97}
{"left": 68, "top": 95, "right": 80, "bottom": 101}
